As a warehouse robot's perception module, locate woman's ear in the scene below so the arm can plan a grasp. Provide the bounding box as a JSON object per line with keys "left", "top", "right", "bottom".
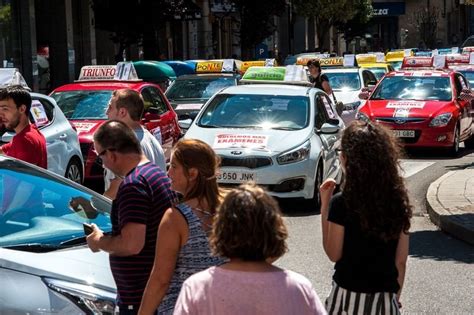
{"left": 188, "top": 168, "right": 199, "bottom": 181}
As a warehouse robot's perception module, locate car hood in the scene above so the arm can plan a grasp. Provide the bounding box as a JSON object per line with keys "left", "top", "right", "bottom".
{"left": 185, "top": 127, "right": 311, "bottom": 154}
{"left": 70, "top": 120, "right": 105, "bottom": 138}
{"left": 363, "top": 100, "right": 454, "bottom": 118}
{"left": 0, "top": 246, "right": 115, "bottom": 292}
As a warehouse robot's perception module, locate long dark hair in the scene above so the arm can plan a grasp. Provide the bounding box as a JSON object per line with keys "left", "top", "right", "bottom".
{"left": 341, "top": 121, "right": 412, "bottom": 241}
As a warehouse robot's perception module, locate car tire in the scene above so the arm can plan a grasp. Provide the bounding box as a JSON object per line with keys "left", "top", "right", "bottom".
{"left": 65, "top": 158, "right": 83, "bottom": 184}
{"left": 311, "top": 162, "right": 323, "bottom": 211}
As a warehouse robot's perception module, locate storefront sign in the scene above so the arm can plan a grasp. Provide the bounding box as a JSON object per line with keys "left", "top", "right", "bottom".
{"left": 372, "top": 2, "right": 406, "bottom": 16}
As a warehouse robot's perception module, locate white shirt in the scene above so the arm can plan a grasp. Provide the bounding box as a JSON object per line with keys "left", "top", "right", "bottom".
{"left": 104, "top": 126, "right": 166, "bottom": 190}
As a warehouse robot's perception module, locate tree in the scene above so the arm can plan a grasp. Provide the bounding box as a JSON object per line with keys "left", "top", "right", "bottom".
{"left": 232, "top": 0, "right": 287, "bottom": 58}
{"left": 412, "top": 6, "right": 439, "bottom": 49}
{"left": 292, "top": 0, "right": 372, "bottom": 51}
{"left": 91, "top": 0, "right": 192, "bottom": 61}
{"left": 334, "top": 1, "right": 373, "bottom": 50}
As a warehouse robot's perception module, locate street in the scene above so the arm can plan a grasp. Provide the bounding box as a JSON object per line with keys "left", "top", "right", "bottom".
{"left": 276, "top": 149, "right": 474, "bottom": 314}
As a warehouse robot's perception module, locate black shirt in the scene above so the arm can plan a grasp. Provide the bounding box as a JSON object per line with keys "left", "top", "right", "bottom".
{"left": 311, "top": 74, "right": 329, "bottom": 91}
{"left": 328, "top": 192, "right": 400, "bottom": 293}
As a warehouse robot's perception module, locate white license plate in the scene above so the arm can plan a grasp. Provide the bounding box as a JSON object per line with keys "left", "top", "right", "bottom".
{"left": 217, "top": 171, "right": 256, "bottom": 183}
{"left": 393, "top": 130, "right": 415, "bottom": 138}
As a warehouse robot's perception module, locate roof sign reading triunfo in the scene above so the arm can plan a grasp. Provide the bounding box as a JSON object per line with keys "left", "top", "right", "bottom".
{"left": 78, "top": 63, "right": 140, "bottom": 81}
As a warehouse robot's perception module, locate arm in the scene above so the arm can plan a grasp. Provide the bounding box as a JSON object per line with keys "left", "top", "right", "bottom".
{"left": 320, "top": 179, "right": 344, "bottom": 262}
{"left": 103, "top": 177, "right": 122, "bottom": 200}
{"left": 87, "top": 222, "right": 146, "bottom": 256}
{"left": 395, "top": 231, "right": 409, "bottom": 305}
{"left": 138, "top": 208, "right": 187, "bottom": 315}
{"left": 322, "top": 80, "right": 333, "bottom": 95}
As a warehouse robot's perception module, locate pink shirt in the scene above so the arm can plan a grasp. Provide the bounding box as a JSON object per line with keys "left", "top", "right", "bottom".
{"left": 173, "top": 266, "right": 327, "bottom": 315}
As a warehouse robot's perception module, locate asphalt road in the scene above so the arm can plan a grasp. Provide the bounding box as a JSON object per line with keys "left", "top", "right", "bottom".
{"left": 276, "top": 148, "right": 474, "bottom": 314}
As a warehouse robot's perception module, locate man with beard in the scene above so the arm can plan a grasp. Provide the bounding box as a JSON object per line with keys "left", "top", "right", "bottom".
{"left": 0, "top": 85, "right": 47, "bottom": 168}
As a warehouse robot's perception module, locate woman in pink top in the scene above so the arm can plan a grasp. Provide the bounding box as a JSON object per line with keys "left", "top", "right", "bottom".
{"left": 173, "top": 182, "right": 327, "bottom": 315}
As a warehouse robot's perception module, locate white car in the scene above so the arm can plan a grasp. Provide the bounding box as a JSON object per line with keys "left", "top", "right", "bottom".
{"left": 0, "top": 69, "right": 84, "bottom": 183}
{"left": 323, "top": 67, "right": 378, "bottom": 125}
{"left": 0, "top": 156, "right": 115, "bottom": 313}
{"left": 184, "top": 75, "right": 344, "bottom": 206}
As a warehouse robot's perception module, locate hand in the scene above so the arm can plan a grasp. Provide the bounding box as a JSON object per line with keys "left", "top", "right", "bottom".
{"left": 319, "top": 178, "right": 337, "bottom": 210}
{"left": 86, "top": 223, "right": 104, "bottom": 253}
{"left": 69, "top": 196, "right": 98, "bottom": 219}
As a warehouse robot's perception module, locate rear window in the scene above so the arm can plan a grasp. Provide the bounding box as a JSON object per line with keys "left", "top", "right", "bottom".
{"left": 166, "top": 77, "right": 236, "bottom": 100}
{"left": 324, "top": 72, "right": 361, "bottom": 91}
{"left": 50, "top": 90, "right": 113, "bottom": 119}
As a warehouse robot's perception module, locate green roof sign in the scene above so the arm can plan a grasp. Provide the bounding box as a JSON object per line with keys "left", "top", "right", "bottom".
{"left": 242, "top": 67, "right": 286, "bottom": 81}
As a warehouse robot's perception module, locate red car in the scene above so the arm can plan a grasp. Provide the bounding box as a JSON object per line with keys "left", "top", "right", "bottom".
{"left": 50, "top": 64, "right": 180, "bottom": 181}
{"left": 357, "top": 56, "right": 474, "bottom": 155}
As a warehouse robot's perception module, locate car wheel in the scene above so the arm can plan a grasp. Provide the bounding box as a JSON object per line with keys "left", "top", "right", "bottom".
{"left": 450, "top": 125, "right": 460, "bottom": 157}
{"left": 311, "top": 163, "right": 323, "bottom": 210}
{"left": 65, "top": 158, "right": 83, "bottom": 184}
{"left": 464, "top": 130, "right": 474, "bottom": 149}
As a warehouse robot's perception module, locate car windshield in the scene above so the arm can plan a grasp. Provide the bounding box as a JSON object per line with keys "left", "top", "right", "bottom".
{"left": 388, "top": 61, "right": 403, "bottom": 70}
{"left": 370, "top": 76, "right": 452, "bottom": 101}
{"left": 458, "top": 71, "right": 474, "bottom": 87}
{"left": 50, "top": 90, "right": 113, "bottom": 119}
{"left": 197, "top": 94, "right": 309, "bottom": 130}
{"left": 166, "top": 76, "right": 236, "bottom": 100}
{"left": 368, "top": 67, "right": 387, "bottom": 80}
{"left": 324, "top": 72, "right": 361, "bottom": 91}
{"left": 0, "top": 160, "right": 111, "bottom": 249}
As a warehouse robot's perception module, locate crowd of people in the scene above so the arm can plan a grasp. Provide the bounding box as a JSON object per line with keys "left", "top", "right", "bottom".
{"left": 0, "top": 85, "right": 412, "bottom": 314}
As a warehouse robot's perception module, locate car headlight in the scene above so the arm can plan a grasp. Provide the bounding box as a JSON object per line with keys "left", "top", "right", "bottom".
{"left": 43, "top": 278, "right": 116, "bottom": 314}
{"left": 277, "top": 141, "right": 310, "bottom": 165}
{"left": 429, "top": 113, "right": 452, "bottom": 127}
{"left": 355, "top": 111, "right": 370, "bottom": 122}
{"left": 344, "top": 101, "right": 361, "bottom": 110}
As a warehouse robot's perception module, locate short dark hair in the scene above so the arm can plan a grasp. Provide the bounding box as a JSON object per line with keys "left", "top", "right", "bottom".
{"left": 306, "top": 59, "right": 321, "bottom": 71}
{"left": 112, "top": 89, "right": 144, "bottom": 121}
{"left": 211, "top": 182, "right": 288, "bottom": 261}
{"left": 93, "top": 120, "right": 142, "bottom": 155}
{"left": 0, "top": 85, "right": 32, "bottom": 113}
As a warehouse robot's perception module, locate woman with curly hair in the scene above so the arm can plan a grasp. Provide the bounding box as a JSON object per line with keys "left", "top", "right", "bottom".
{"left": 320, "top": 121, "right": 412, "bottom": 315}
{"left": 138, "top": 139, "right": 225, "bottom": 315}
{"left": 173, "top": 182, "right": 327, "bottom": 315}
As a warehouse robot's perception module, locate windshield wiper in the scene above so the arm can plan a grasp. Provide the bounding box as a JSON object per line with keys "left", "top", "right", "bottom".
{"left": 3, "top": 243, "right": 66, "bottom": 253}
{"left": 198, "top": 124, "right": 220, "bottom": 128}
{"left": 271, "top": 126, "right": 299, "bottom": 130}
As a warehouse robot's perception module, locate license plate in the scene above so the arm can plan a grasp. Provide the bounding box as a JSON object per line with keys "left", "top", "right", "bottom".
{"left": 393, "top": 130, "right": 415, "bottom": 138}
{"left": 217, "top": 171, "right": 256, "bottom": 183}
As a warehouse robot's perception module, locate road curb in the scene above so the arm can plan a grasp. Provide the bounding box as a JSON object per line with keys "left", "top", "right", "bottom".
{"left": 426, "top": 171, "right": 474, "bottom": 246}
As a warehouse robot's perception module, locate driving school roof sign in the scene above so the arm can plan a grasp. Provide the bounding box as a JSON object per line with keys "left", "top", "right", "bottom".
{"left": 78, "top": 62, "right": 140, "bottom": 81}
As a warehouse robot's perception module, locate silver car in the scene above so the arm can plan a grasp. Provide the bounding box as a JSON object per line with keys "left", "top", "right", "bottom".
{"left": 0, "top": 156, "right": 115, "bottom": 314}
{"left": 184, "top": 83, "right": 344, "bottom": 207}
{"left": 0, "top": 69, "right": 84, "bottom": 183}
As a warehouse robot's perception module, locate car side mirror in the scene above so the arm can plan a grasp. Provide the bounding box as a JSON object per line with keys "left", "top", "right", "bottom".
{"left": 358, "top": 87, "right": 373, "bottom": 100}
{"left": 1, "top": 131, "right": 14, "bottom": 143}
{"left": 178, "top": 118, "right": 193, "bottom": 130}
{"left": 317, "top": 122, "right": 341, "bottom": 134}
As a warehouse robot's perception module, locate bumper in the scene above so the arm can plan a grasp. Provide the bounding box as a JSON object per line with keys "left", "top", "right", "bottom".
{"left": 218, "top": 156, "right": 318, "bottom": 199}
{"left": 379, "top": 121, "right": 456, "bottom": 148}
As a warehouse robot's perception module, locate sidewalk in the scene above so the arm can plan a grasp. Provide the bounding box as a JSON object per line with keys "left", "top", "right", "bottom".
{"left": 426, "top": 166, "right": 474, "bottom": 245}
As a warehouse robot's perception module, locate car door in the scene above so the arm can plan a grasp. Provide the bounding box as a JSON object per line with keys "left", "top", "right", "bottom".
{"left": 315, "top": 93, "right": 341, "bottom": 180}
{"left": 31, "top": 97, "right": 67, "bottom": 176}
{"left": 455, "top": 73, "right": 473, "bottom": 136}
{"left": 140, "top": 86, "right": 175, "bottom": 159}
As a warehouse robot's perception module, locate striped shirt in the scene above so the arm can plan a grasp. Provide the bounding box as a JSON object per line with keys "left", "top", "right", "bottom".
{"left": 109, "top": 162, "right": 174, "bottom": 307}
{"left": 158, "top": 203, "right": 226, "bottom": 314}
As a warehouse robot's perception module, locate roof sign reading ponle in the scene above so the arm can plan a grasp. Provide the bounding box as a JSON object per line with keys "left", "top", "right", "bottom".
{"left": 195, "top": 59, "right": 241, "bottom": 73}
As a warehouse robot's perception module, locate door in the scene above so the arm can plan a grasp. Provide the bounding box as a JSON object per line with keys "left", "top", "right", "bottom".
{"left": 454, "top": 74, "right": 472, "bottom": 136}
{"left": 315, "top": 93, "right": 341, "bottom": 180}
{"left": 140, "top": 86, "right": 174, "bottom": 160}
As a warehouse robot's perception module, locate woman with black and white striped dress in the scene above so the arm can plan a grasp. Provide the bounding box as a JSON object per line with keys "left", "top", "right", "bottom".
{"left": 319, "top": 121, "right": 413, "bottom": 315}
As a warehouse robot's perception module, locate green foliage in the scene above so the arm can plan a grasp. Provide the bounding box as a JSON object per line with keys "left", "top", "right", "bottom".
{"left": 0, "top": 3, "right": 11, "bottom": 25}
{"left": 232, "top": 0, "right": 287, "bottom": 54}
{"left": 293, "top": 0, "right": 372, "bottom": 50}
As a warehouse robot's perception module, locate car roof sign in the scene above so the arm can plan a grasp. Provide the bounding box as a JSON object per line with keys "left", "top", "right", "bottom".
{"left": 195, "top": 59, "right": 241, "bottom": 73}
{"left": 401, "top": 56, "right": 446, "bottom": 70}
{"left": 445, "top": 53, "right": 470, "bottom": 65}
{"left": 296, "top": 54, "right": 330, "bottom": 65}
{"left": 241, "top": 59, "right": 277, "bottom": 72}
{"left": 240, "top": 65, "right": 311, "bottom": 85}
{"left": 0, "top": 68, "right": 30, "bottom": 89}
{"left": 78, "top": 62, "right": 141, "bottom": 81}
{"left": 386, "top": 50, "right": 406, "bottom": 61}
{"left": 462, "top": 46, "right": 474, "bottom": 54}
